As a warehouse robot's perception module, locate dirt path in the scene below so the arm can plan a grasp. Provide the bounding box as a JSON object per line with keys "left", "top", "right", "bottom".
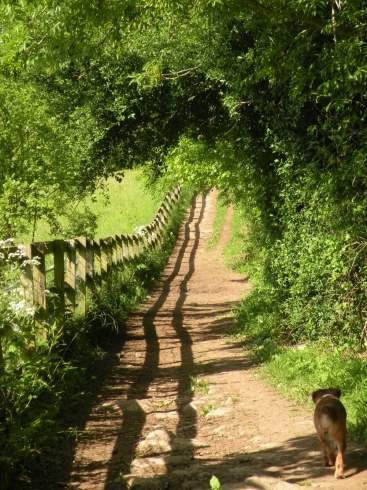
{"left": 21, "top": 191, "right": 367, "bottom": 490}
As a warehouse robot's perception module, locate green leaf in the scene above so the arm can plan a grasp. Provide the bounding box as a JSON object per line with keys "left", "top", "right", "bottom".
{"left": 210, "top": 475, "right": 223, "bottom": 490}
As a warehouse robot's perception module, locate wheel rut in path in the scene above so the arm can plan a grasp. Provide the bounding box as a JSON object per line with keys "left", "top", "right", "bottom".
{"left": 53, "top": 191, "right": 367, "bottom": 489}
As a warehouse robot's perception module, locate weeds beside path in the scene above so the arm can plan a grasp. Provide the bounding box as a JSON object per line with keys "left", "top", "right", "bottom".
{"left": 14, "top": 191, "right": 367, "bottom": 490}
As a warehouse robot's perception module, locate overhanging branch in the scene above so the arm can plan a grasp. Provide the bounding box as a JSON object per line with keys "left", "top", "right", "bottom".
{"left": 240, "top": 0, "right": 355, "bottom": 37}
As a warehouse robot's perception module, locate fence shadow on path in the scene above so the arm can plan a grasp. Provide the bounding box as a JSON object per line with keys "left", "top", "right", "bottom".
{"left": 67, "top": 191, "right": 258, "bottom": 490}
{"left": 100, "top": 194, "right": 207, "bottom": 488}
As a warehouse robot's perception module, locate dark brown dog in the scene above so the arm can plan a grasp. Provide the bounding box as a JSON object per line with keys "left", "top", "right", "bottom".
{"left": 312, "top": 388, "right": 347, "bottom": 478}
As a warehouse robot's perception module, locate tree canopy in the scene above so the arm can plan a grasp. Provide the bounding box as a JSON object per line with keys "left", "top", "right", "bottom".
{"left": 2, "top": 0, "right": 367, "bottom": 343}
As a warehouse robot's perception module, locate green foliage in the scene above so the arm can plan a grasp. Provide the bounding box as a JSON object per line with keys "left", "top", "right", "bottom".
{"left": 0, "top": 74, "right": 108, "bottom": 240}
{"left": 0, "top": 243, "right": 75, "bottom": 487}
{"left": 144, "top": 1, "right": 367, "bottom": 352}
{"left": 223, "top": 207, "right": 250, "bottom": 276}
{"left": 210, "top": 475, "right": 223, "bottom": 490}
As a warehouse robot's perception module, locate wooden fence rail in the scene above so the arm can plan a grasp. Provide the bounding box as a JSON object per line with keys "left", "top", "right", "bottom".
{"left": 0, "top": 186, "right": 181, "bottom": 329}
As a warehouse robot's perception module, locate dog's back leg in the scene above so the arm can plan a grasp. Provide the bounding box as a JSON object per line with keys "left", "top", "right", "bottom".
{"left": 334, "top": 438, "right": 346, "bottom": 479}
{"left": 317, "top": 433, "right": 336, "bottom": 467}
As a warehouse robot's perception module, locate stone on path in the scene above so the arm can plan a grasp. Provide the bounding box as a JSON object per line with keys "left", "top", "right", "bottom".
{"left": 194, "top": 476, "right": 300, "bottom": 490}
{"left": 114, "top": 398, "right": 152, "bottom": 413}
{"left": 137, "top": 429, "right": 173, "bottom": 455}
{"left": 130, "top": 454, "right": 192, "bottom": 475}
{"left": 121, "top": 475, "right": 163, "bottom": 490}
{"left": 137, "top": 428, "right": 208, "bottom": 456}
{"left": 205, "top": 406, "right": 232, "bottom": 418}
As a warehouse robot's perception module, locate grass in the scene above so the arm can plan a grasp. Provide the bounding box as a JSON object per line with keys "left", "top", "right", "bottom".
{"left": 18, "top": 169, "right": 163, "bottom": 243}
{"left": 223, "top": 206, "right": 248, "bottom": 275}
{"left": 189, "top": 375, "right": 210, "bottom": 395}
{"left": 86, "top": 170, "right": 163, "bottom": 238}
{"left": 207, "top": 194, "right": 228, "bottom": 251}
{"left": 200, "top": 404, "right": 217, "bottom": 416}
{"left": 263, "top": 341, "right": 367, "bottom": 442}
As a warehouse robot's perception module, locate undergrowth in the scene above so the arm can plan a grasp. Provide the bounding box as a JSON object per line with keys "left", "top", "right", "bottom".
{"left": 0, "top": 190, "right": 190, "bottom": 490}
{"left": 224, "top": 206, "right": 367, "bottom": 444}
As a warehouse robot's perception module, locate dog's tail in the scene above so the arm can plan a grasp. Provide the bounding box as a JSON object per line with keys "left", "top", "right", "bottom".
{"left": 320, "top": 406, "right": 332, "bottom": 415}
{"left": 320, "top": 405, "right": 340, "bottom": 422}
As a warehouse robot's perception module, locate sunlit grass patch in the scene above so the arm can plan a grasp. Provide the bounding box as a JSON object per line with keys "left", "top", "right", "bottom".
{"left": 85, "top": 169, "right": 163, "bottom": 238}
{"left": 207, "top": 194, "right": 228, "bottom": 251}
{"left": 223, "top": 207, "right": 248, "bottom": 275}
{"left": 189, "top": 375, "right": 210, "bottom": 395}
{"left": 263, "top": 341, "right": 367, "bottom": 442}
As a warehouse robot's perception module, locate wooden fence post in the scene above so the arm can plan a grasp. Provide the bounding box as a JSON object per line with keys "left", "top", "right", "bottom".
{"left": 133, "top": 235, "right": 140, "bottom": 257}
{"left": 53, "top": 240, "right": 65, "bottom": 330}
{"left": 21, "top": 244, "right": 35, "bottom": 313}
{"left": 116, "top": 235, "right": 123, "bottom": 263}
{"left": 32, "top": 242, "right": 48, "bottom": 330}
{"left": 0, "top": 335, "right": 4, "bottom": 378}
{"left": 123, "top": 234, "right": 132, "bottom": 260}
{"left": 146, "top": 223, "right": 157, "bottom": 249}
{"left": 93, "top": 239, "right": 102, "bottom": 293}
{"left": 78, "top": 238, "right": 94, "bottom": 316}
{"left": 65, "top": 240, "right": 76, "bottom": 317}
{"left": 128, "top": 235, "right": 134, "bottom": 259}
{"left": 121, "top": 235, "right": 129, "bottom": 262}
{"left": 156, "top": 214, "right": 164, "bottom": 247}
{"left": 101, "top": 237, "right": 113, "bottom": 287}
{"left": 112, "top": 236, "right": 118, "bottom": 264}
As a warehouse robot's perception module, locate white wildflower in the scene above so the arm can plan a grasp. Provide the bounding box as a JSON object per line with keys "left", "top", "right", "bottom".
{"left": 0, "top": 238, "right": 14, "bottom": 247}
{"left": 8, "top": 250, "right": 26, "bottom": 259}
{"left": 9, "top": 299, "right": 26, "bottom": 313}
{"left": 9, "top": 299, "right": 34, "bottom": 317}
{"left": 134, "top": 225, "right": 147, "bottom": 237}
{"left": 21, "top": 257, "right": 41, "bottom": 267}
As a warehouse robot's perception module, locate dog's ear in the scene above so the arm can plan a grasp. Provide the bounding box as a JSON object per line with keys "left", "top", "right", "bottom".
{"left": 312, "top": 388, "right": 342, "bottom": 403}
{"left": 328, "top": 387, "right": 342, "bottom": 398}
{"left": 311, "top": 389, "right": 322, "bottom": 403}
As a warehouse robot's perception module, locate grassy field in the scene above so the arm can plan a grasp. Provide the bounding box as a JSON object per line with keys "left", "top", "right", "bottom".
{"left": 18, "top": 170, "right": 163, "bottom": 244}
{"left": 85, "top": 170, "right": 163, "bottom": 238}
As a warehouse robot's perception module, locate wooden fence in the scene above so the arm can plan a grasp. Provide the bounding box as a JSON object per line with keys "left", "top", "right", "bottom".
{"left": 0, "top": 187, "right": 181, "bottom": 328}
